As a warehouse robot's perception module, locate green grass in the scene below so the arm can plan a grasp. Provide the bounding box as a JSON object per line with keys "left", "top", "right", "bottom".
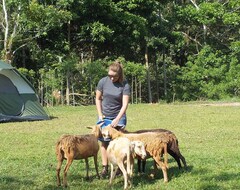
{"left": 0, "top": 103, "right": 240, "bottom": 190}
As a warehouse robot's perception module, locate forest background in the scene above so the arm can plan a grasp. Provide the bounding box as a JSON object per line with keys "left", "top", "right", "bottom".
{"left": 1, "top": 0, "right": 240, "bottom": 106}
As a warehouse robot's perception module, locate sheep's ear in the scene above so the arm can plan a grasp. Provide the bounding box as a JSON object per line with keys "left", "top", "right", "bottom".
{"left": 97, "top": 122, "right": 104, "bottom": 127}
{"left": 86, "top": 126, "right": 95, "bottom": 129}
{"left": 130, "top": 142, "right": 136, "bottom": 151}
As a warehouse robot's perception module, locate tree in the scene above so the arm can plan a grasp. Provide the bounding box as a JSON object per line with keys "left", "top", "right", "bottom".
{"left": 0, "top": 0, "right": 71, "bottom": 64}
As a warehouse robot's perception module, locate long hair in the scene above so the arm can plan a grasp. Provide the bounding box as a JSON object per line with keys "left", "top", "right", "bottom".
{"left": 109, "top": 60, "right": 124, "bottom": 83}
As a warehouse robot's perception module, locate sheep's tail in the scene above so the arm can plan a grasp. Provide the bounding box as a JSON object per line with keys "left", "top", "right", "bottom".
{"left": 56, "top": 140, "right": 62, "bottom": 156}
{"left": 170, "top": 134, "right": 179, "bottom": 151}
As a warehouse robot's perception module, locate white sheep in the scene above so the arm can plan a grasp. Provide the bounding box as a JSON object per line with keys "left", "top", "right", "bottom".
{"left": 95, "top": 125, "right": 170, "bottom": 183}
{"left": 56, "top": 134, "right": 100, "bottom": 187}
{"left": 107, "top": 137, "right": 147, "bottom": 190}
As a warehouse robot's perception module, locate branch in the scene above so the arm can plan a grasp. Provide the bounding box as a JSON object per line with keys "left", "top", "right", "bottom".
{"left": 12, "top": 43, "right": 27, "bottom": 55}
{"left": 0, "top": 21, "right": 5, "bottom": 29}
{"left": 8, "top": 4, "right": 21, "bottom": 51}
{"left": 181, "top": 32, "right": 203, "bottom": 47}
{"left": 189, "top": 0, "right": 207, "bottom": 42}
{"left": 2, "top": 0, "right": 9, "bottom": 50}
{"left": 189, "top": 0, "right": 200, "bottom": 10}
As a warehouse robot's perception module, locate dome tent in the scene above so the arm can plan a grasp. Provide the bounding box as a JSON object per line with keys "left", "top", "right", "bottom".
{"left": 0, "top": 60, "right": 49, "bottom": 122}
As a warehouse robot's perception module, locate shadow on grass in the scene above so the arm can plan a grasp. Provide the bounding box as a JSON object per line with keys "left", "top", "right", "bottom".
{"left": 0, "top": 176, "right": 34, "bottom": 190}
{"left": 189, "top": 168, "right": 240, "bottom": 190}
{"left": 46, "top": 173, "right": 102, "bottom": 190}
{"left": 132, "top": 163, "right": 193, "bottom": 187}
{"left": 49, "top": 116, "right": 59, "bottom": 120}
{"left": 47, "top": 160, "right": 193, "bottom": 189}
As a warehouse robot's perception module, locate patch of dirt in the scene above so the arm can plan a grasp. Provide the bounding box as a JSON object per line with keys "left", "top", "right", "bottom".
{"left": 201, "top": 102, "right": 240, "bottom": 107}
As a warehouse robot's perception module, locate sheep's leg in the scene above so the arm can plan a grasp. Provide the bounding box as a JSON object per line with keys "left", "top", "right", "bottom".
{"left": 163, "top": 145, "right": 168, "bottom": 169}
{"left": 151, "top": 160, "right": 157, "bottom": 178}
{"left": 118, "top": 162, "right": 128, "bottom": 190}
{"left": 126, "top": 149, "right": 131, "bottom": 177}
{"left": 168, "top": 150, "right": 182, "bottom": 169}
{"left": 63, "top": 157, "right": 73, "bottom": 187}
{"left": 56, "top": 157, "right": 63, "bottom": 186}
{"left": 170, "top": 148, "right": 187, "bottom": 168}
{"left": 128, "top": 157, "right": 134, "bottom": 188}
{"left": 109, "top": 164, "right": 117, "bottom": 186}
{"left": 93, "top": 154, "right": 100, "bottom": 179}
{"left": 56, "top": 149, "right": 64, "bottom": 186}
{"left": 137, "top": 159, "right": 146, "bottom": 174}
{"left": 175, "top": 139, "right": 187, "bottom": 168}
{"left": 179, "top": 153, "right": 187, "bottom": 168}
{"left": 142, "top": 159, "right": 146, "bottom": 173}
{"left": 171, "top": 139, "right": 187, "bottom": 168}
{"left": 129, "top": 156, "right": 134, "bottom": 178}
{"left": 137, "top": 159, "right": 141, "bottom": 173}
{"left": 85, "top": 158, "right": 89, "bottom": 180}
{"left": 153, "top": 156, "right": 168, "bottom": 183}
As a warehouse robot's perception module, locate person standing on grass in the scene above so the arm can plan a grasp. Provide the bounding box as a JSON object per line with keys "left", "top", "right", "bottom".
{"left": 95, "top": 60, "right": 131, "bottom": 178}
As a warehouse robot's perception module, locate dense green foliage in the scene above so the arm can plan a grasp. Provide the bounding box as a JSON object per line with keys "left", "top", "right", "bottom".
{"left": 1, "top": 0, "right": 239, "bottom": 104}
{"left": 0, "top": 103, "right": 240, "bottom": 189}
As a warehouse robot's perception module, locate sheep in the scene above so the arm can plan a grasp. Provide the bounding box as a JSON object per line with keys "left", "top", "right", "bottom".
{"left": 98, "top": 125, "right": 170, "bottom": 183}
{"left": 107, "top": 137, "right": 147, "bottom": 190}
{"left": 56, "top": 134, "right": 100, "bottom": 187}
{"left": 126, "top": 128, "right": 187, "bottom": 174}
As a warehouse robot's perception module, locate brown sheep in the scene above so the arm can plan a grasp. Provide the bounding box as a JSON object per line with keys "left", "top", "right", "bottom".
{"left": 127, "top": 129, "right": 187, "bottom": 173}
{"left": 98, "top": 125, "right": 170, "bottom": 183}
{"left": 56, "top": 134, "right": 100, "bottom": 187}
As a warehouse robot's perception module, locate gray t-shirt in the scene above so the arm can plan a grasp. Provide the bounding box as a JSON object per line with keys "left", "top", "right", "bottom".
{"left": 97, "top": 76, "right": 131, "bottom": 117}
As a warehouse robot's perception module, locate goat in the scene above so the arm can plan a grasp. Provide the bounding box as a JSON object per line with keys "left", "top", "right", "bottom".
{"left": 126, "top": 129, "right": 187, "bottom": 173}
{"left": 56, "top": 134, "right": 100, "bottom": 187}
{"left": 107, "top": 137, "right": 147, "bottom": 190}
{"left": 97, "top": 125, "right": 169, "bottom": 183}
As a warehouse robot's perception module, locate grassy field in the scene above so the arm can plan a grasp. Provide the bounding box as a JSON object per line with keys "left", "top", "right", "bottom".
{"left": 0, "top": 103, "right": 240, "bottom": 190}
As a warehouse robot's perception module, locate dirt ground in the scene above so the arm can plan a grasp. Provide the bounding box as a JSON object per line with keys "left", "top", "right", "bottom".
{"left": 201, "top": 102, "right": 240, "bottom": 106}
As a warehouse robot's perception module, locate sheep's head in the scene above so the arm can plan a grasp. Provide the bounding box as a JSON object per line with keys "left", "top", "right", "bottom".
{"left": 86, "top": 123, "right": 103, "bottom": 138}
{"left": 131, "top": 141, "right": 147, "bottom": 160}
{"left": 101, "top": 125, "right": 112, "bottom": 140}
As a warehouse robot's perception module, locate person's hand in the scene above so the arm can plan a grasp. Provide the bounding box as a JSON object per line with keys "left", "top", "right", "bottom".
{"left": 111, "top": 118, "right": 119, "bottom": 128}
{"left": 98, "top": 115, "right": 104, "bottom": 121}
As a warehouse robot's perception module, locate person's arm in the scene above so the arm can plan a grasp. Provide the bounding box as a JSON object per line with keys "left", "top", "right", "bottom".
{"left": 96, "top": 90, "right": 104, "bottom": 121}
{"left": 111, "top": 94, "right": 129, "bottom": 127}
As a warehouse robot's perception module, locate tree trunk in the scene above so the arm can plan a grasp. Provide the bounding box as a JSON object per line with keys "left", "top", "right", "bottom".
{"left": 155, "top": 54, "right": 159, "bottom": 101}
{"left": 131, "top": 76, "right": 134, "bottom": 104}
{"left": 135, "top": 76, "right": 138, "bottom": 104}
{"left": 2, "top": 0, "right": 21, "bottom": 63}
{"left": 66, "top": 69, "right": 70, "bottom": 105}
{"left": 139, "top": 81, "right": 142, "bottom": 104}
{"left": 145, "top": 45, "right": 152, "bottom": 103}
{"left": 163, "top": 49, "right": 167, "bottom": 99}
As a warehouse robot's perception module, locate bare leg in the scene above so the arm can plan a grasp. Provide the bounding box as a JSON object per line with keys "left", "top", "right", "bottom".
{"left": 101, "top": 142, "right": 108, "bottom": 166}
